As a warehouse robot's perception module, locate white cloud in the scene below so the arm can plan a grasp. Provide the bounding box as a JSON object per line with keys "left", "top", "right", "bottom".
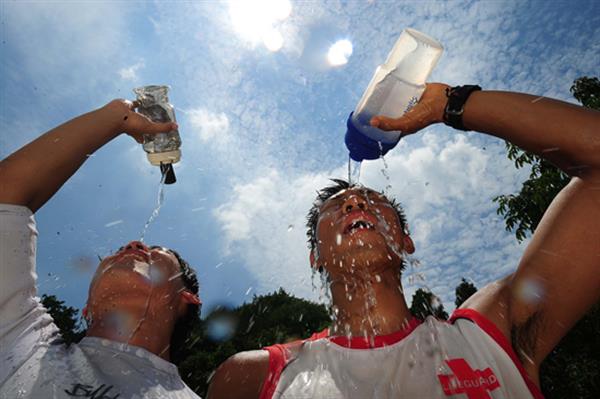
{"left": 214, "top": 169, "right": 332, "bottom": 301}
{"left": 187, "top": 108, "right": 231, "bottom": 144}
{"left": 118, "top": 61, "right": 145, "bottom": 81}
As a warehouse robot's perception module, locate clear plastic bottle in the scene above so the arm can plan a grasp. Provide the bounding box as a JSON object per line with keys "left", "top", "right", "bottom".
{"left": 345, "top": 28, "right": 443, "bottom": 161}
{"left": 133, "top": 85, "right": 181, "bottom": 184}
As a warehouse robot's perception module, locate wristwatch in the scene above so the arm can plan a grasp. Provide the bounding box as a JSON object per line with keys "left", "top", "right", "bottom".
{"left": 443, "top": 85, "right": 482, "bottom": 131}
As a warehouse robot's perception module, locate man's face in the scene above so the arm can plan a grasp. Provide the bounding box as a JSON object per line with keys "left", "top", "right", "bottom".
{"left": 314, "top": 187, "right": 413, "bottom": 278}
{"left": 86, "top": 241, "right": 192, "bottom": 339}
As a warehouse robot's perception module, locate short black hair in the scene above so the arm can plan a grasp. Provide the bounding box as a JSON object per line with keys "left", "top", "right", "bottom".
{"left": 306, "top": 178, "right": 409, "bottom": 254}
{"left": 154, "top": 247, "right": 201, "bottom": 364}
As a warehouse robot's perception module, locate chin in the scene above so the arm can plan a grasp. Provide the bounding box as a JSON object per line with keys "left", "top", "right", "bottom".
{"left": 325, "top": 247, "right": 394, "bottom": 277}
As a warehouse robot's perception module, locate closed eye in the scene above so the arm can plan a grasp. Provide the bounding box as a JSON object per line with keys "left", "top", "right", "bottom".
{"left": 320, "top": 198, "right": 343, "bottom": 213}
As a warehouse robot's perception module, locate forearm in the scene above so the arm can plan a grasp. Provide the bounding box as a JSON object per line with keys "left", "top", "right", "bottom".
{"left": 0, "top": 104, "right": 124, "bottom": 212}
{"left": 463, "top": 91, "right": 600, "bottom": 174}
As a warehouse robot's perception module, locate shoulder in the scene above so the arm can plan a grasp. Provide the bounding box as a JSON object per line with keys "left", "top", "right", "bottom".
{"left": 207, "top": 350, "right": 269, "bottom": 399}
{"left": 457, "top": 274, "right": 513, "bottom": 339}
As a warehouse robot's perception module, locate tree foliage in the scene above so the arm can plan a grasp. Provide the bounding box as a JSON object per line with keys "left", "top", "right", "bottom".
{"left": 494, "top": 76, "right": 600, "bottom": 398}
{"left": 454, "top": 278, "right": 478, "bottom": 308}
{"left": 409, "top": 288, "right": 448, "bottom": 321}
{"left": 41, "top": 294, "right": 86, "bottom": 345}
{"left": 540, "top": 302, "right": 600, "bottom": 399}
{"left": 570, "top": 76, "right": 600, "bottom": 109}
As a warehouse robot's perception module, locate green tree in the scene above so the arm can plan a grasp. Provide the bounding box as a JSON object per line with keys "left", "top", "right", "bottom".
{"left": 494, "top": 77, "right": 600, "bottom": 399}
{"left": 41, "top": 294, "right": 86, "bottom": 344}
{"left": 539, "top": 303, "right": 600, "bottom": 399}
{"left": 454, "top": 278, "right": 478, "bottom": 308}
{"left": 409, "top": 288, "right": 448, "bottom": 321}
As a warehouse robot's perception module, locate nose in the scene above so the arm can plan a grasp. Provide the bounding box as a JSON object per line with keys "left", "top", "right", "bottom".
{"left": 342, "top": 194, "right": 368, "bottom": 214}
{"left": 123, "top": 240, "right": 150, "bottom": 253}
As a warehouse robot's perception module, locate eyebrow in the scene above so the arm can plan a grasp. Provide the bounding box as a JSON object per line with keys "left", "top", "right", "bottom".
{"left": 150, "top": 245, "right": 168, "bottom": 251}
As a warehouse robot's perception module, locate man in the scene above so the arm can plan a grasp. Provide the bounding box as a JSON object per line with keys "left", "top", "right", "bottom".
{"left": 207, "top": 83, "right": 600, "bottom": 398}
{"left": 0, "top": 99, "right": 202, "bottom": 398}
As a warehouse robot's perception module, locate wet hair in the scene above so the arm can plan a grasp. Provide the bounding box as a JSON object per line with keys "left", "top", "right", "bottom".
{"left": 153, "top": 247, "right": 201, "bottom": 364}
{"left": 306, "top": 179, "right": 409, "bottom": 268}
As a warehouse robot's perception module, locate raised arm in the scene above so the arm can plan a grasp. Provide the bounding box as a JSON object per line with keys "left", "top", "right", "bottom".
{"left": 0, "top": 100, "right": 176, "bottom": 213}
{"left": 371, "top": 83, "right": 599, "bottom": 173}
{"left": 372, "top": 84, "right": 600, "bottom": 378}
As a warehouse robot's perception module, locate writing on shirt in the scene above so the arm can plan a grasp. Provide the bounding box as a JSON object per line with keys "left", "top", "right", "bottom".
{"left": 64, "top": 383, "right": 120, "bottom": 399}
{"left": 437, "top": 358, "right": 500, "bottom": 399}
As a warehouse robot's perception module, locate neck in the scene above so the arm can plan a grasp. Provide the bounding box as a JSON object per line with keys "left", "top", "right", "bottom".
{"left": 329, "top": 266, "right": 412, "bottom": 338}
{"left": 86, "top": 304, "right": 175, "bottom": 361}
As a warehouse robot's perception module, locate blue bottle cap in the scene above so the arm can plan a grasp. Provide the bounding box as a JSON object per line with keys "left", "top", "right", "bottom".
{"left": 345, "top": 112, "right": 395, "bottom": 161}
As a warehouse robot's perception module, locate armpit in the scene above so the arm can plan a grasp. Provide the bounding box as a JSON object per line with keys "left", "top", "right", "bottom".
{"left": 511, "top": 310, "right": 544, "bottom": 369}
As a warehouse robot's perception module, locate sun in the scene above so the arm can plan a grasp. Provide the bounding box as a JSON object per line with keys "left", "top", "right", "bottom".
{"left": 228, "top": 0, "right": 292, "bottom": 52}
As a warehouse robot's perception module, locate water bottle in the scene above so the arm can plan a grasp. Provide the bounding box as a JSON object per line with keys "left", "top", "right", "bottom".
{"left": 345, "top": 28, "right": 443, "bottom": 161}
{"left": 133, "top": 85, "right": 181, "bottom": 184}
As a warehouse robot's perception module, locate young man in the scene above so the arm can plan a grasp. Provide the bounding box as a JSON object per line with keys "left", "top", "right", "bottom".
{"left": 207, "top": 83, "right": 600, "bottom": 399}
{"left": 0, "top": 100, "right": 202, "bottom": 398}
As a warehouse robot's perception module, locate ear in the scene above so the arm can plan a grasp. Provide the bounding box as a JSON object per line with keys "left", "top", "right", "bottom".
{"left": 309, "top": 250, "right": 318, "bottom": 270}
{"left": 181, "top": 290, "right": 201, "bottom": 306}
{"left": 403, "top": 235, "right": 415, "bottom": 254}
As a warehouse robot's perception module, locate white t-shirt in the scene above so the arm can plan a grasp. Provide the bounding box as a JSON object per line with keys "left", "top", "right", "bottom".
{"left": 0, "top": 204, "right": 201, "bottom": 399}
{"left": 259, "top": 311, "right": 545, "bottom": 399}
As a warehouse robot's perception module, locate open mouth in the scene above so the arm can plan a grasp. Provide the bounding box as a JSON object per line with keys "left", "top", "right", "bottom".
{"left": 344, "top": 219, "right": 375, "bottom": 235}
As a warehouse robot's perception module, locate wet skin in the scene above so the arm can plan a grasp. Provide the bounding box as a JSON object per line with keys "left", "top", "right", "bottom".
{"left": 313, "top": 187, "right": 414, "bottom": 281}
{"left": 89, "top": 241, "right": 184, "bottom": 304}
{"left": 84, "top": 240, "right": 199, "bottom": 358}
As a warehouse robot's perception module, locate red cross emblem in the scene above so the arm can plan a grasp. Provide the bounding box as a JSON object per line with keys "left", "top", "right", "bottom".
{"left": 437, "top": 358, "right": 500, "bottom": 399}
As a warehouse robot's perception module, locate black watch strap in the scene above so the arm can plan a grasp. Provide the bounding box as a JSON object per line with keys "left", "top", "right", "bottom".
{"left": 443, "top": 85, "right": 482, "bottom": 131}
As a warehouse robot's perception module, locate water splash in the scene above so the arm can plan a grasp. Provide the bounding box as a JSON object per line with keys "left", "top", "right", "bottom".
{"left": 140, "top": 172, "right": 167, "bottom": 242}
{"left": 348, "top": 156, "right": 362, "bottom": 185}
{"left": 378, "top": 142, "right": 392, "bottom": 195}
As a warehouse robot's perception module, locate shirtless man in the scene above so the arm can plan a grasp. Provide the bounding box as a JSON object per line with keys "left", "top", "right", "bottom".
{"left": 208, "top": 83, "right": 600, "bottom": 399}
{"left": 0, "top": 100, "right": 202, "bottom": 398}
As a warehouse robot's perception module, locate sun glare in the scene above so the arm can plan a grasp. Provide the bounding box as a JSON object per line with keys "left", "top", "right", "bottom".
{"left": 327, "top": 39, "right": 353, "bottom": 66}
{"left": 228, "top": 0, "right": 291, "bottom": 52}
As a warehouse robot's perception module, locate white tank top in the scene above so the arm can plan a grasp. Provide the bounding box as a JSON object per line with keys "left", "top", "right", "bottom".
{"left": 259, "top": 309, "right": 543, "bottom": 399}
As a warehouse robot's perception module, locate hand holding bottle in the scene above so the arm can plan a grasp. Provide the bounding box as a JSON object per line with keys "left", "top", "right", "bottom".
{"left": 102, "top": 99, "right": 178, "bottom": 144}
{"left": 370, "top": 83, "right": 449, "bottom": 136}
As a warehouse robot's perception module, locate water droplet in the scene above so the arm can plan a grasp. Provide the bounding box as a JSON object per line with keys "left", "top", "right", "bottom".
{"left": 516, "top": 277, "right": 545, "bottom": 305}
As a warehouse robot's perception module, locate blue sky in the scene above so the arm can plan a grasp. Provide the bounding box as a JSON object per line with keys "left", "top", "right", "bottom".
{"left": 1, "top": 0, "right": 599, "bottom": 318}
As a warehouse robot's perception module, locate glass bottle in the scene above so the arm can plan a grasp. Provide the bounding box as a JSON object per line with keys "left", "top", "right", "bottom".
{"left": 133, "top": 85, "right": 181, "bottom": 184}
